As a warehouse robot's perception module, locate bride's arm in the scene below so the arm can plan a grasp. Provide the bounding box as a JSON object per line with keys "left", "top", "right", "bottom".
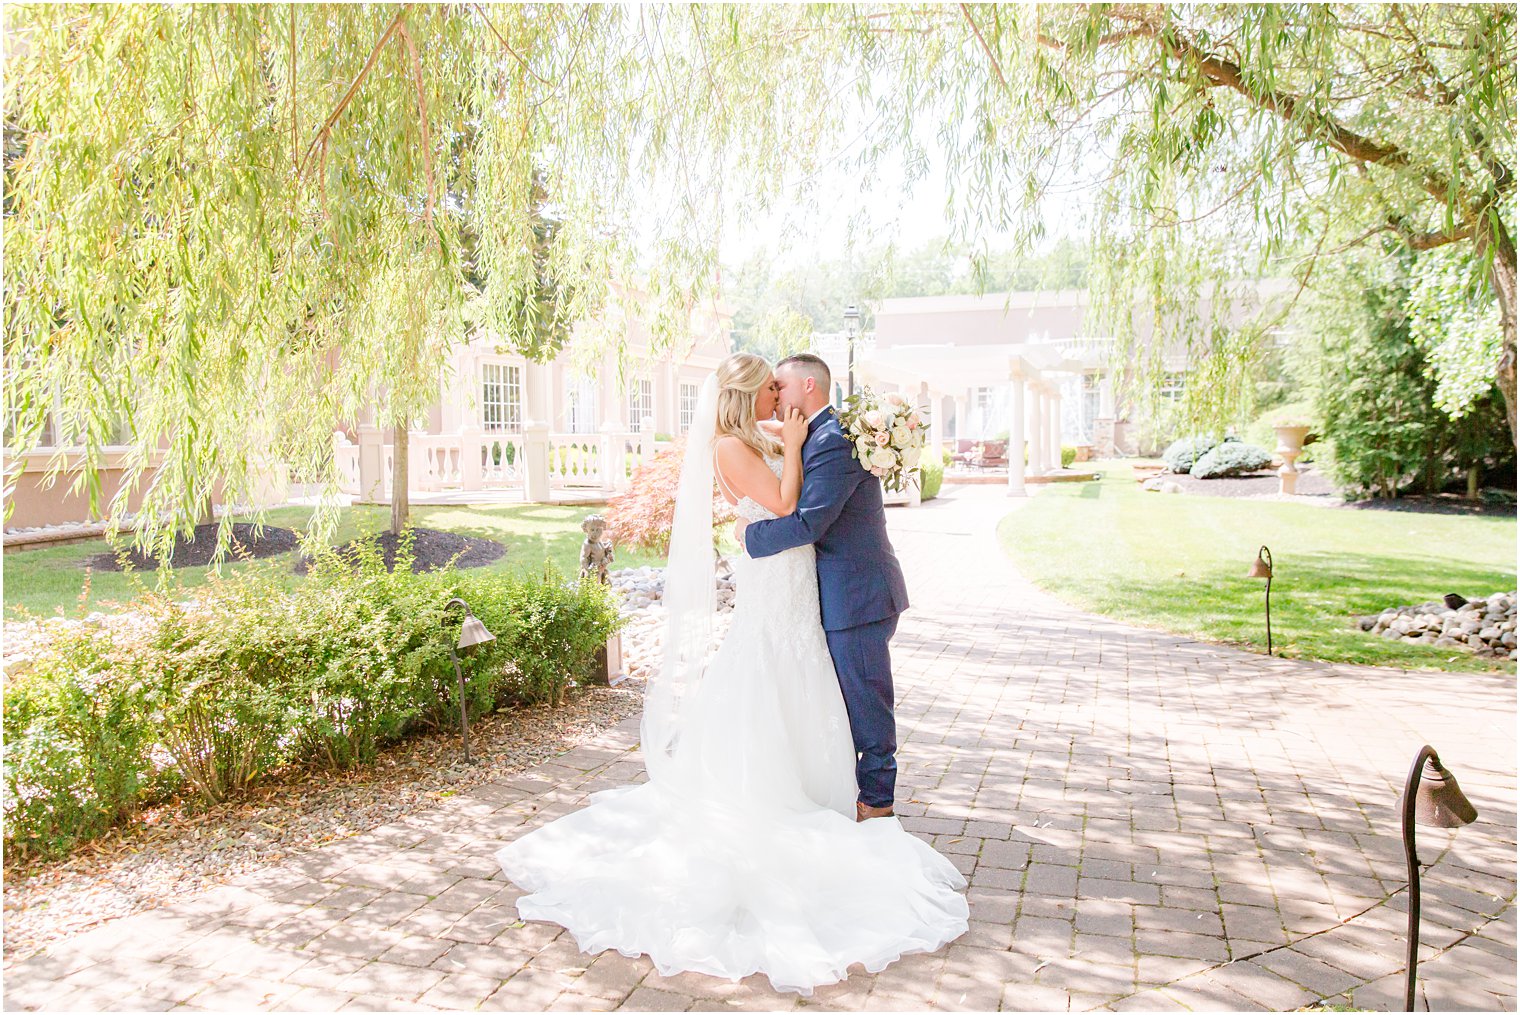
{"left": 715, "top": 432, "right": 803, "bottom": 517}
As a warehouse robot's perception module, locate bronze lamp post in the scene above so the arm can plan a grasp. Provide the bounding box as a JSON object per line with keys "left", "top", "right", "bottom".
{"left": 444, "top": 597, "right": 496, "bottom": 763}
{"left": 1399, "top": 745, "right": 1478, "bottom": 1011}
{"left": 1246, "top": 544, "right": 1274, "bottom": 655}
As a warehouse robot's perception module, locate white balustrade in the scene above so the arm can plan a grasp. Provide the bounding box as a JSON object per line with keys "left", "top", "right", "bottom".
{"left": 332, "top": 432, "right": 361, "bottom": 495}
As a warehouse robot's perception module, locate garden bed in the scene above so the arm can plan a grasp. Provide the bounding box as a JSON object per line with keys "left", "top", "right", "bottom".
{"left": 293, "top": 527, "right": 506, "bottom": 575}
{"left": 83, "top": 522, "right": 300, "bottom": 571}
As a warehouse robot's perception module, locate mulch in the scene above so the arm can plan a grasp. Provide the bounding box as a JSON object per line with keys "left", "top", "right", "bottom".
{"left": 1164, "top": 467, "right": 1515, "bottom": 515}
{"left": 293, "top": 527, "right": 507, "bottom": 575}
{"left": 83, "top": 523, "right": 301, "bottom": 572}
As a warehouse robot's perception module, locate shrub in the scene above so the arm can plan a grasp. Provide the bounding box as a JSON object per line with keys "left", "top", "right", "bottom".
{"left": 3, "top": 529, "right": 625, "bottom": 858}
{"left": 604, "top": 437, "right": 737, "bottom": 554}
{"left": 1060, "top": 445, "right": 1077, "bottom": 468}
{"left": 941, "top": 447, "right": 953, "bottom": 467}
{"left": 135, "top": 584, "right": 300, "bottom": 801}
{"left": 455, "top": 565, "right": 621, "bottom": 706}
{"left": 1190, "top": 442, "right": 1273, "bottom": 478}
{"left": 1161, "top": 434, "right": 1224, "bottom": 473}
{"left": 3, "top": 628, "right": 156, "bottom": 860}
{"left": 919, "top": 459, "right": 944, "bottom": 501}
{"left": 287, "top": 535, "right": 454, "bottom": 769}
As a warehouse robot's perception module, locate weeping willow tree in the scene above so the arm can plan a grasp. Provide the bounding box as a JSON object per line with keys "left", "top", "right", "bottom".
{"left": 6, "top": 5, "right": 1515, "bottom": 564}
{"left": 2, "top": 4, "right": 850, "bottom": 557}
{"left": 845, "top": 4, "right": 1516, "bottom": 442}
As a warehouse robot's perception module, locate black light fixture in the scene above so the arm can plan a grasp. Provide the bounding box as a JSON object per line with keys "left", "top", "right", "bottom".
{"left": 444, "top": 597, "right": 496, "bottom": 763}
{"left": 843, "top": 304, "right": 862, "bottom": 398}
{"left": 1399, "top": 745, "right": 1478, "bottom": 1011}
{"left": 1246, "top": 544, "right": 1274, "bottom": 655}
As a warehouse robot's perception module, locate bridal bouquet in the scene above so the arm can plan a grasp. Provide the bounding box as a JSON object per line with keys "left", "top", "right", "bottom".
{"left": 838, "top": 388, "right": 928, "bottom": 494}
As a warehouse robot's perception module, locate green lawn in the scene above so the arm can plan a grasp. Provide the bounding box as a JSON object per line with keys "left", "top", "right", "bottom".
{"left": 4, "top": 502, "right": 669, "bottom": 619}
{"left": 1000, "top": 461, "right": 1517, "bottom": 674}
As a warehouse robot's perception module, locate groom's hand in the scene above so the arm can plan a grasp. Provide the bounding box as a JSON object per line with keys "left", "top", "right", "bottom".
{"left": 732, "top": 517, "right": 748, "bottom": 547}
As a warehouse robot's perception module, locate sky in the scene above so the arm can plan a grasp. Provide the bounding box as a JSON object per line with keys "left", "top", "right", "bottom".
{"left": 715, "top": 116, "right": 1097, "bottom": 272}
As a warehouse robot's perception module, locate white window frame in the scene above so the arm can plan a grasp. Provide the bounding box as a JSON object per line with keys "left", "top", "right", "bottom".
{"left": 481, "top": 361, "right": 523, "bottom": 433}
{"left": 627, "top": 377, "right": 653, "bottom": 428}
{"left": 566, "top": 376, "right": 599, "bottom": 435}
{"left": 678, "top": 382, "right": 700, "bottom": 433}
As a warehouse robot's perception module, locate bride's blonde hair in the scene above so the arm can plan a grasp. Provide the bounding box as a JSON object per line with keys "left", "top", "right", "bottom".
{"left": 714, "top": 353, "right": 781, "bottom": 459}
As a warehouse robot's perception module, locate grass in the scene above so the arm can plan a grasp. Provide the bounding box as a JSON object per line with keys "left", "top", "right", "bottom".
{"left": 4, "top": 502, "right": 669, "bottom": 620}
{"left": 1000, "top": 460, "right": 1517, "bottom": 674}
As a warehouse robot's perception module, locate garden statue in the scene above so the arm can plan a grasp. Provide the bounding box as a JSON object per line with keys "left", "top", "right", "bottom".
{"left": 580, "top": 514, "right": 622, "bottom": 685}
{"left": 580, "top": 514, "right": 615, "bottom": 585}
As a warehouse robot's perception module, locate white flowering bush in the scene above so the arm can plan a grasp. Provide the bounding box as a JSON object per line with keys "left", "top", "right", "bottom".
{"left": 839, "top": 388, "right": 929, "bottom": 493}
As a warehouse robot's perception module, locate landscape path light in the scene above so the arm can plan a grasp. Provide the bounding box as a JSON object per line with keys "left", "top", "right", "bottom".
{"left": 444, "top": 596, "right": 496, "bottom": 764}
{"left": 1399, "top": 745, "right": 1478, "bottom": 1012}
{"left": 1246, "top": 544, "right": 1274, "bottom": 655}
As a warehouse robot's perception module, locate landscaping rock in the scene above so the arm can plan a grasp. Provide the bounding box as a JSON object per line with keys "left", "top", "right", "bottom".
{"left": 1353, "top": 591, "right": 1518, "bottom": 658}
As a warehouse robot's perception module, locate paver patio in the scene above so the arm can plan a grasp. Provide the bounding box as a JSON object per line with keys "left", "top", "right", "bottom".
{"left": 5, "top": 485, "right": 1515, "bottom": 1012}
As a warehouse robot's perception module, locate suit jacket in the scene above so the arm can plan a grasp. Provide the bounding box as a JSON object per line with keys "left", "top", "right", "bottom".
{"left": 743, "top": 407, "right": 910, "bottom": 631}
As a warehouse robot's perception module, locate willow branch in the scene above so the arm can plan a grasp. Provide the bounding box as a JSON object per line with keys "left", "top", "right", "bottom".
{"left": 298, "top": 7, "right": 408, "bottom": 181}
{"left": 472, "top": 4, "right": 552, "bottom": 86}
{"left": 396, "top": 18, "right": 435, "bottom": 230}
{"left": 959, "top": 4, "right": 1006, "bottom": 89}
{"left": 289, "top": 4, "right": 298, "bottom": 175}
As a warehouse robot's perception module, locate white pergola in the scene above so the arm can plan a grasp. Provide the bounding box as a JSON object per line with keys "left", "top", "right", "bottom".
{"left": 855, "top": 342, "right": 1094, "bottom": 496}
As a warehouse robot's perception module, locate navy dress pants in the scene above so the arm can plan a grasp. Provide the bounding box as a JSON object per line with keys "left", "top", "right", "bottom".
{"left": 824, "top": 614, "right": 899, "bottom": 809}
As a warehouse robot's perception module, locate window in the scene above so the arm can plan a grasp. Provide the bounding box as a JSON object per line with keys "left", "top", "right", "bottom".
{"left": 1160, "top": 371, "right": 1187, "bottom": 402}
{"left": 566, "top": 377, "right": 599, "bottom": 434}
{"left": 679, "top": 382, "right": 699, "bottom": 433}
{"left": 1079, "top": 373, "right": 1102, "bottom": 441}
{"left": 481, "top": 362, "right": 522, "bottom": 432}
{"left": 627, "top": 377, "right": 653, "bottom": 427}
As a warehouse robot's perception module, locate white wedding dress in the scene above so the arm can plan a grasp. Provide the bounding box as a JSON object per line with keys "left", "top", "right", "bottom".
{"left": 495, "top": 453, "right": 969, "bottom": 996}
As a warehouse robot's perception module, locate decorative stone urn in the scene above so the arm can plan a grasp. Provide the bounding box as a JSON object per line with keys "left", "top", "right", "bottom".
{"left": 1273, "top": 424, "right": 1313, "bottom": 495}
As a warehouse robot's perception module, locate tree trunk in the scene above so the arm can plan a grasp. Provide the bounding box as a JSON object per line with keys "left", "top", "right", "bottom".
{"left": 390, "top": 425, "right": 409, "bottom": 535}
{"left": 1467, "top": 464, "right": 1480, "bottom": 500}
{"left": 1479, "top": 215, "right": 1518, "bottom": 450}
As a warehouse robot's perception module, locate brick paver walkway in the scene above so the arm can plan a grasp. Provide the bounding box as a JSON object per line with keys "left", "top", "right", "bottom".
{"left": 6, "top": 486, "right": 1515, "bottom": 1012}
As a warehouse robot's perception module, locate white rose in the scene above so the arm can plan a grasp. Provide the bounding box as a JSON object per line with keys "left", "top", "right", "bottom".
{"left": 863, "top": 410, "right": 886, "bottom": 430}
{"left": 902, "top": 446, "right": 922, "bottom": 468}
{"left": 856, "top": 437, "right": 873, "bottom": 457}
{"left": 869, "top": 448, "right": 897, "bottom": 469}
{"left": 891, "top": 425, "right": 910, "bottom": 447}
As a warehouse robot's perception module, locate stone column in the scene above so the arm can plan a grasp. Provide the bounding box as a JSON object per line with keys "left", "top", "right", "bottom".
{"left": 1048, "top": 385, "right": 1063, "bottom": 470}
{"left": 954, "top": 394, "right": 969, "bottom": 442}
{"left": 523, "top": 422, "right": 551, "bottom": 502}
{"left": 1026, "top": 383, "right": 1047, "bottom": 476}
{"left": 1007, "top": 375, "right": 1026, "bottom": 496}
{"left": 926, "top": 387, "right": 944, "bottom": 463}
{"left": 356, "top": 424, "right": 387, "bottom": 504}
{"left": 523, "top": 360, "right": 551, "bottom": 426}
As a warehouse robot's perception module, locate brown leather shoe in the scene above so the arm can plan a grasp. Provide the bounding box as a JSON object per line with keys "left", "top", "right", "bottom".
{"left": 856, "top": 801, "right": 895, "bottom": 822}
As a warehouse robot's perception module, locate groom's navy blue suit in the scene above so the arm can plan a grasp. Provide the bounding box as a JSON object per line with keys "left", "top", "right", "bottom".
{"left": 744, "top": 407, "right": 910, "bottom": 809}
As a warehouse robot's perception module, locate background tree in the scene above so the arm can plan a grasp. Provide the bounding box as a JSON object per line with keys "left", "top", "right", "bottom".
{"left": 1305, "top": 250, "right": 1514, "bottom": 499}
{"left": 2, "top": 5, "right": 848, "bottom": 558}
{"left": 848, "top": 4, "right": 1515, "bottom": 443}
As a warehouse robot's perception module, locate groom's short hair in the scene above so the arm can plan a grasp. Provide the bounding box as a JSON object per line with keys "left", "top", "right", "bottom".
{"left": 777, "top": 353, "right": 831, "bottom": 389}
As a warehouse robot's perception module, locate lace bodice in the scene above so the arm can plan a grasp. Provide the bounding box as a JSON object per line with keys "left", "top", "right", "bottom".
{"left": 732, "top": 454, "right": 785, "bottom": 523}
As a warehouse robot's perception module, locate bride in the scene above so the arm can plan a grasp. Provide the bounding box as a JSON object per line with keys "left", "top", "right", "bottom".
{"left": 495, "top": 352, "right": 968, "bottom": 996}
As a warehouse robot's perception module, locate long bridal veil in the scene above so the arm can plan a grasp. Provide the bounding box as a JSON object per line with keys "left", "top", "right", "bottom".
{"left": 639, "top": 372, "right": 718, "bottom": 784}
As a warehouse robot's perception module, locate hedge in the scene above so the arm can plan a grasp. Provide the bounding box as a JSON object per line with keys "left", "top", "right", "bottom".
{"left": 3, "top": 534, "right": 620, "bottom": 861}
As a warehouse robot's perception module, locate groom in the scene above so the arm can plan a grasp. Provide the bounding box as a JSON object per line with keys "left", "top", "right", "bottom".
{"left": 735, "top": 353, "right": 910, "bottom": 821}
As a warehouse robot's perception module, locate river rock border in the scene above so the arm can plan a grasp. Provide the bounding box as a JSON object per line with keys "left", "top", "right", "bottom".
{"left": 1354, "top": 591, "right": 1517, "bottom": 660}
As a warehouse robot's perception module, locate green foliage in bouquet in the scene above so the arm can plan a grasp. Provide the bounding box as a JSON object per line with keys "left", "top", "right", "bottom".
{"left": 838, "top": 388, "right": 930, "bottom": 494}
